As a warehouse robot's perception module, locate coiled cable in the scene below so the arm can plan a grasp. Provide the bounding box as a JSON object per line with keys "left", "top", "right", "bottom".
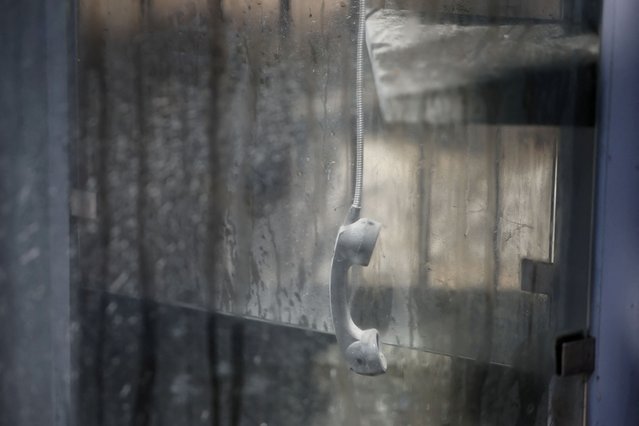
{"left": 352, "top": 0, "right": 366, "bottom": 209}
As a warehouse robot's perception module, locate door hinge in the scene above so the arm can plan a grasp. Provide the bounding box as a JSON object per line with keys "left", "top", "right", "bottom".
{"left": 70, "top": 189, "right": 97, "bottom": 220}
{"left": 555, "top": 332, "right": 595, "bottom": 377}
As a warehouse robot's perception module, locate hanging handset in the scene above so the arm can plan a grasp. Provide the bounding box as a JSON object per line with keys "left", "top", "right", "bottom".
{"left": 329, "top": 206, "right": 387, "bottom": 376}
{"left": 328, "top": 0, "right": 386, "bottom": 376}
{"left": 329, "top": 0, "right": 385, "bottom": 375}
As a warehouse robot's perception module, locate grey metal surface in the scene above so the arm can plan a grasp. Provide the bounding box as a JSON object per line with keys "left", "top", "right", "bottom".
{"left": 366, "top": 9, "right": 599, "bottom": 123}
{"left": 386, "top": 0, "right": 562, "bottom": 20}
{"left": 588, "top": 0, "right": 639, "bottom": 421}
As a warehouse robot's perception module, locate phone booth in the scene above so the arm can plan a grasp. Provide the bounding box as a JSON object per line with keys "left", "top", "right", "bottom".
{"left": 0, "top": 0, "right": 637, "bottom": 425}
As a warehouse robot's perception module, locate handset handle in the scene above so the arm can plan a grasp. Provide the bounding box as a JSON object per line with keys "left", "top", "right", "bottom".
{"left": 329, "top": 207, "right": 386, "bottom": 376}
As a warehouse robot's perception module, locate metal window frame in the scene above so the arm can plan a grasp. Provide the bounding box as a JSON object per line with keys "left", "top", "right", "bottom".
{"left": 587, "top": 0, "right": 639, "bottom": 423}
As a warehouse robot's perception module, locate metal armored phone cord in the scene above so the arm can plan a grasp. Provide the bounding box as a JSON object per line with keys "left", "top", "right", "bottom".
{"left": 352, "top": 0, "right": 366, "bottom": 209}
{"left": 328, "top": 0, "right": 387, "bottom": 376}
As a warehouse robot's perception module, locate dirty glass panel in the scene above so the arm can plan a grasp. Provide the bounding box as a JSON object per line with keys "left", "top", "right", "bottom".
{"left": 71, "top": 0, "right": 599, "bottom": 424}
{"left": 75, "top": 289, "right": 553, "bottom": 425}
{"left": 74, "top": 0, "right": 352, "bottom": 326}
{"left": 74, "top": 0, "right": 597, "bottom": 358}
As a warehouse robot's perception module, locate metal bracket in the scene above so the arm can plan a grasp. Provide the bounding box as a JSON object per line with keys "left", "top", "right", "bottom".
{"left": 521, "top": 258, "right": 554, "bottom": 295}
{"left": 555, "top": 332, "right": 595, "bottom": 376}
{"left": 70, "top": 189, "right": 97, "bottom": 220}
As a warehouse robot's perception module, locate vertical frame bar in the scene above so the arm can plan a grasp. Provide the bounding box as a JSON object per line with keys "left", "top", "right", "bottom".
{"left": 0, "top": 0, "right": 74, "bottom": 425}
{"left": 588, "top": 0, "right": 639, "bottom": 422}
